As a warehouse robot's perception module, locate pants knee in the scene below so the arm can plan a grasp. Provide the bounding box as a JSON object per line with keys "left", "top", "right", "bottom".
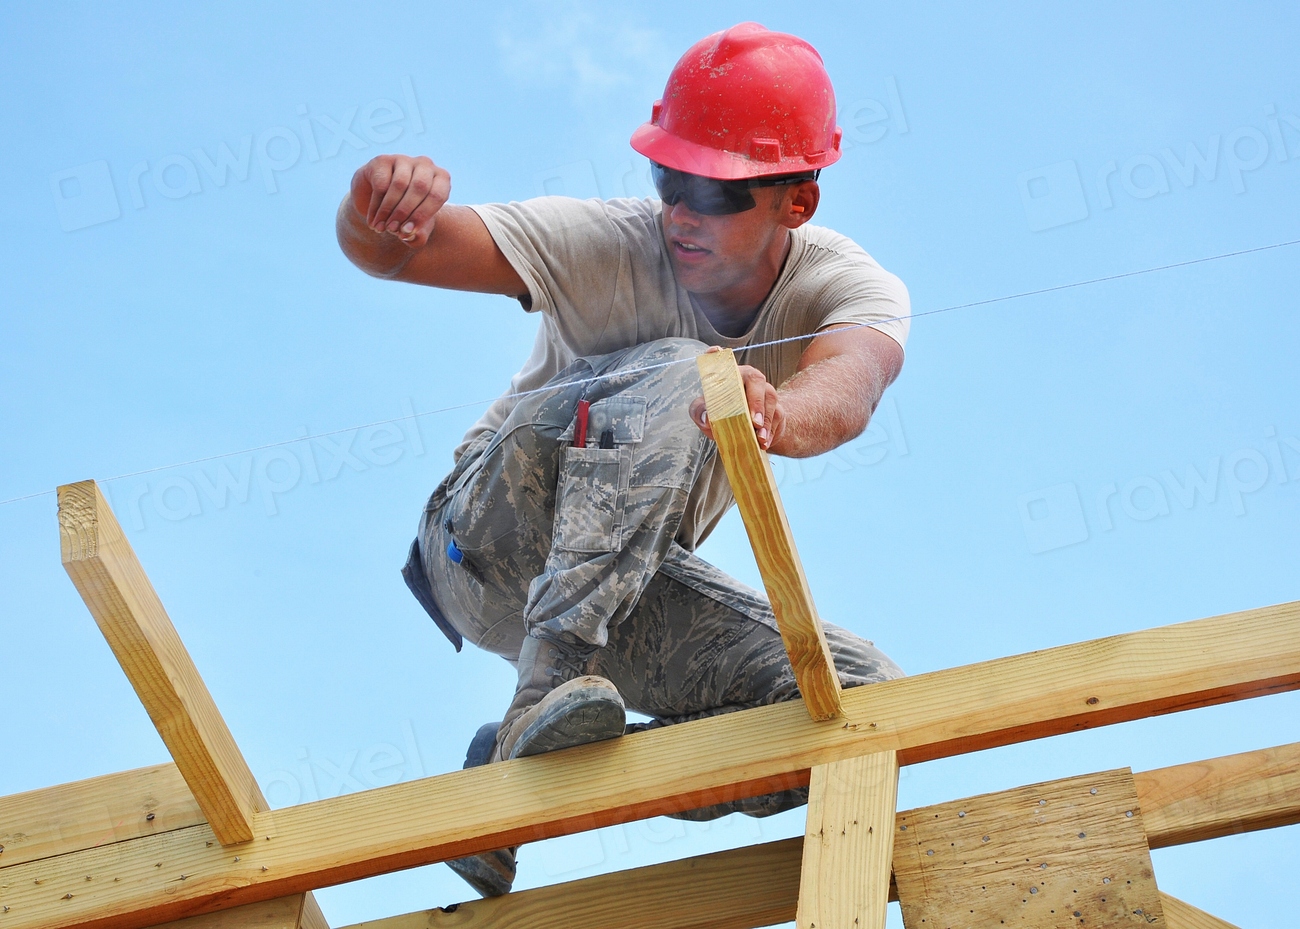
{"left": 824, "top": 624, "right": 905, "bottom": 686}
{"left": 621, "top": 337, "right": 709, "bottom": 367}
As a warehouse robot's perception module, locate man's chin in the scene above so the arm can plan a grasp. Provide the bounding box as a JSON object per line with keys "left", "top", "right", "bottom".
{"left": 667, "top": 256, "right": 718, "bottom": 293}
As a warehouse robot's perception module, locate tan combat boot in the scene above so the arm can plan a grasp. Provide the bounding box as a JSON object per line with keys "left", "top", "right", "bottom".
{"left": 493, "top": 633, "right": 625, "bottom": 760}
{"left": 446, "top": 635, "right": 625, "bottom": 897}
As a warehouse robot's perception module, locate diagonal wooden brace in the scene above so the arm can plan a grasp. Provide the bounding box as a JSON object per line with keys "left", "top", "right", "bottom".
{"left": 57, "top": 480, "right": 266, "bottom": 846}
{"left": 696, "top": 348, "right": 844, "bottom": 720}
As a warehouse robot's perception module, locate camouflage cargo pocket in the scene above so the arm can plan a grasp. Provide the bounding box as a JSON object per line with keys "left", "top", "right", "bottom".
{"left": 553, "top": 445, "right": 632, "bottom": 553}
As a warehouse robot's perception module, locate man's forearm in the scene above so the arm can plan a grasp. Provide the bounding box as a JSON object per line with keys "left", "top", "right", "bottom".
{"left": 336, "top": 193, "right": 417, "bottom": 279}
{"left": 769, "top": 346, "right": 896, "bottom": 459}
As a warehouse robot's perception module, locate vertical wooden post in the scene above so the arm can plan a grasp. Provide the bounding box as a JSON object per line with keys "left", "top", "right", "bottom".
{"left": 796, "top": 750, "right": 900, "bottom": 929}
{"left": 696, "top": 348, "right": 844, "bottom": 721}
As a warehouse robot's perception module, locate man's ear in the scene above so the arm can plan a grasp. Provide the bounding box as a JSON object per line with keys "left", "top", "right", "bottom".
{"left": 780, "top": 181, "right": 820, "bottom": 227}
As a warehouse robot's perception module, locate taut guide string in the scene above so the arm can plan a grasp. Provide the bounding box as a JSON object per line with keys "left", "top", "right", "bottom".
{"left": 2, "top": 236, "right": 1297, "bottom": 509}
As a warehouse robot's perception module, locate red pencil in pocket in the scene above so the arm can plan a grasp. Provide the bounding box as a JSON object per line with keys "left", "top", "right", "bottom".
{"left": 573, "top": 399, "right": 591, "bottom": 447}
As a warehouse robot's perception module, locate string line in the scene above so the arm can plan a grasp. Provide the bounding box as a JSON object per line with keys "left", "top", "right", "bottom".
{"left": 2, "top": 236, "right": 1296, "bottom": 508}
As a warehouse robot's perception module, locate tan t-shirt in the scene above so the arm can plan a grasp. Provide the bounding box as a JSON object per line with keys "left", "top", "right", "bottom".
{"left": 462, "top": 195, "right": 910, "bottom": 547}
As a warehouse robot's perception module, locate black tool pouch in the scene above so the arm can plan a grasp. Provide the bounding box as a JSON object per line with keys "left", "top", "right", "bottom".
{"left": 401, "top": 536, "right": 463, "bottom": 652}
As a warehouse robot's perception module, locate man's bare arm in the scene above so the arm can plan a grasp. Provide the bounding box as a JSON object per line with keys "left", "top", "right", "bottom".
{"left": 769, "top": 325, "right": 903, "bottom": 457}
{"left": 690, "top": 325, "right": 903, "bottom": 458}
{"left": 336, "top": 154, "right": 526, "bottom": 296}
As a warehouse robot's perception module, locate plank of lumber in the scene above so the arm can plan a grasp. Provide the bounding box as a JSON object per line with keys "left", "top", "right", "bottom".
{"left": 337, "top": 839, "right": 808, "bottom": 929}
{"left": 3, "top": 600, "right": 1298, "bottom": 929}
{"left": 142, "top": 895, "right": 306, "bottom": 929}
{"left": 297, "top": 893, "right": 330, "bottom": 929}
{"left": 0, "top": 765, "right": 202, "bottom": 870}
{"left": 333, "top": 742, "right": 1293, "bottom": 929}
{"left": 1159, "top": 893, "right": 1241, "bottom": 929}
{"left": 57, "top": 481, "right": 266, "bottom": 846}
{"left": 796, "top": 751, "right": 898, "bottom": 929}
{"left": 696, "top": 348, "right": 843, "bottom": 721}
{"left": 1136, "top": 741, "right": 1300, "bottom": 848}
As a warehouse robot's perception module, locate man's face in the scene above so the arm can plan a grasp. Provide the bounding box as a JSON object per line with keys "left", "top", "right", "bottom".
{"left": 659, "top": 182, "right": 818, "bottom": 309}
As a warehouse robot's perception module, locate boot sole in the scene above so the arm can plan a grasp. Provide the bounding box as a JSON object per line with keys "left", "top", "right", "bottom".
{"left": 446, "top": 846, "right": 517, "bottom": 898}
{"left": 509, "top": 679, "right": 626, "bottom": 759}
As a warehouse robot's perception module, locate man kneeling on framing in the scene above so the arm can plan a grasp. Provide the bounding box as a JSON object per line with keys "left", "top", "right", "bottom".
{"left": 337, "top": 22, "right": 909, "bottom": 897}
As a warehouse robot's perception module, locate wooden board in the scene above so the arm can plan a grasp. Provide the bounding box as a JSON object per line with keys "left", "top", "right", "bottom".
{"left": 57, "top": 481, "right": 265, "bottom": 846}
{"left": 3, "top": 600, "right": 1298, "bottom": 929}
{"left": 797, "top": 751, "right": 899, "bottom": 929}
{"left": 1136, "top": 741, "right": 1300, "bottom": 848}
{"left": 142, "top": 895, "right": 306, "bottom": 929}
{"left": 893, "top": 768, "right": 1163, "bottom": 929}
{"left": 333, "top": 743, "right": 1288, "bottom": 929}
{"left": 0, "top": 765, "right": 202, "bottom": 870}
{"left": 696, "top": 348, "right": 843, "bottom": 720}
{"left": 1159, "top": 893, "right": 1240, "bottom": 929}
{"left": 298, "top": 893, "right": 331, "bottom": 929}
{"left": 337, "top": 839, "right": 806, "bottom": 929}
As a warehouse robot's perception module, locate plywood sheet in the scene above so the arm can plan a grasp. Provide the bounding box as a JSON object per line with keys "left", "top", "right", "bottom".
{"left": 893, "top": 769, "right": 1163, "bottom": 929}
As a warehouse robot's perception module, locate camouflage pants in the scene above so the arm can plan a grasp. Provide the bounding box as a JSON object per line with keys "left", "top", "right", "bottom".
{"left": 420, "top": 337, "right": 903, "bottom": 732}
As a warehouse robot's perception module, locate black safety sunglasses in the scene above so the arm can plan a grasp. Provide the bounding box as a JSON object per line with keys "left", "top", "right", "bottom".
{"left": 651, "top": 162, "right": 819, "bottom": 216}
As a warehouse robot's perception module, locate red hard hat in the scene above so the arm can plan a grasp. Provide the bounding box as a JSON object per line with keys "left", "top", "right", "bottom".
{"left": 630, "top": 22, "right": 842, "bottom": 180}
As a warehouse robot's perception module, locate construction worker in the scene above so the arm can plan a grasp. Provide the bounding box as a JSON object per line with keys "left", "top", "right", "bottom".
{"left": 337, "top": 23, "right": 908, "bottom": 897}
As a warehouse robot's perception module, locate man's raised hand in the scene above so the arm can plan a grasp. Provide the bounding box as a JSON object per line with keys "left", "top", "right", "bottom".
{"left": 351, "top": 154, "right": 450, "bottom": 249}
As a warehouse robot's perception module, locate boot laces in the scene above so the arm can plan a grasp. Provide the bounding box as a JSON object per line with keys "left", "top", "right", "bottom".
{"left": 541, "top": 642, "right": 592, "bottom": 684}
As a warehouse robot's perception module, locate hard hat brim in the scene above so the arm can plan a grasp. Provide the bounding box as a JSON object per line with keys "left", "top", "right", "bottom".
{"left": 630, "top": 122, "right": 841, "bottom": 181}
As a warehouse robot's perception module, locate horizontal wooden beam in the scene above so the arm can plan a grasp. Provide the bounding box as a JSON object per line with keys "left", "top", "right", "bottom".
{"left": 1136, "top": 741, "right": 1300, "bottom": 848}
{"left": 341, "top": 839, "right": 805, "bottom": 929}
{"left": 338, "top": 741, "right": 1291, "bottom": 929}
{"left": 143, "top": 895, "right": 306, "bottom": 929}
{"left": 57, "top": 481, "right": 266, "bottom": 845}
{"left": 0, "top": 765, "right": 202, "bottom": 870}
{"left": 696, "top": 348, "right": 843, "bottom": 720}
{"left": 3, "top": 600, "right": 1297, "bottom": 929}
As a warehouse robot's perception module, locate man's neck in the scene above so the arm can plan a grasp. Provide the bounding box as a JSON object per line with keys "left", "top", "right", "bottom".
{"left": 691, "top": 233, "right": 792, "bottom": 338}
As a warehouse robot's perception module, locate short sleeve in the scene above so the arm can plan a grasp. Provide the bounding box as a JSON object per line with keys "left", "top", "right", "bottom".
{"left": 468, "top": 197, "right": 621, "bottom": 320}
{"left": 813, "top": 258, "right": 911, "bottom": 352}
{"left": 776, "top": 226, "right": 909, "bottom": 354}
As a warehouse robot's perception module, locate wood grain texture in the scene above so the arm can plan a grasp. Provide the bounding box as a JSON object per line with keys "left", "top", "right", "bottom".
{"left": 1135, "top": 741, "right": 1300, "bottom": 848}
{"left": 696, "top": 348, "right": 843, "bottom": 720}
{"left": 141, "top": 895, "right": 305, "bottom": 929}
{"left": 893, "top": 768, "right": 1163, "bottom": 929}
{"left": 1159, "top": 893, "right": 1241, "bottom": 929}
{"left": 0, "top": 765, "right": 202, "bottom": 870}
{"left": 329, "top": 745, "right": 1281, "bottom": 929}
{"left": 339, "top": 839, "right": 805, "bottom": 929}
{"left": 57, "top": 481, "right": 265, "bottom": 846}
{"left": 4, "top": 600, "right": 1298, "bottom": 929}
{"left": 797, "top": 751, "right": 898, "bottom": 929}
{"left": 297, "top": 892, "right": 331, "bottom": 929}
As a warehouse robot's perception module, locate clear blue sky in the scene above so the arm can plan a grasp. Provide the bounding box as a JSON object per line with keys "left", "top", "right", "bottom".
{"left": 2, "top": 2, "right": 1297, "bottom": 926}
